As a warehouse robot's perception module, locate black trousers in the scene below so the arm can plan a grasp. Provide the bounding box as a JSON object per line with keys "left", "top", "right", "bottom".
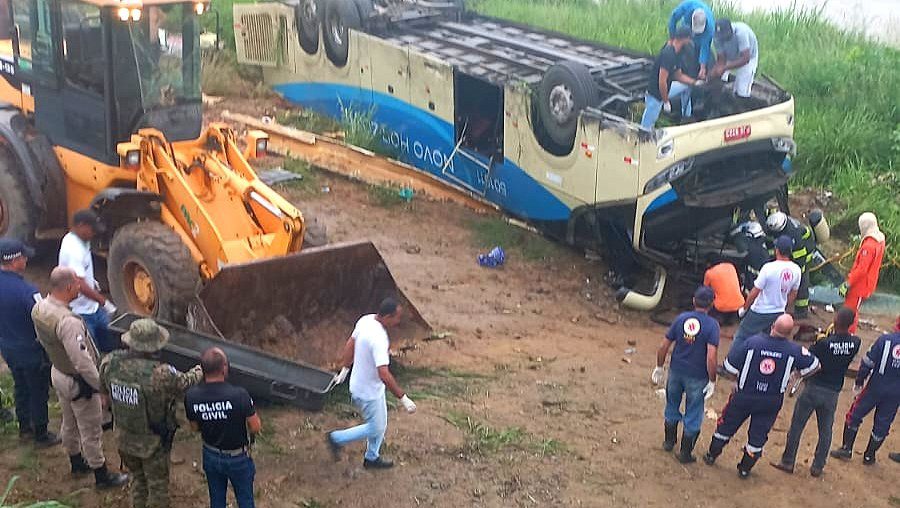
{"left": 10, "top": 363, "right": 51, "bottom": 430}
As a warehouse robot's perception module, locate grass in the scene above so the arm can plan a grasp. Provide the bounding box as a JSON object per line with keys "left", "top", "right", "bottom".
{"left": 469, "top": 217, "right": 559, "bottom": 262}
{"left": 443, "top": 412, "right": 566, "bottom": 457}
{"left": 281, "top": 157, "right": 322, "bottom": 194}
{"left": 472, "top": 0, "right": 900, "bottom": 288}
{"left": 276, "top": 109, "right": 341, "bottom": 135}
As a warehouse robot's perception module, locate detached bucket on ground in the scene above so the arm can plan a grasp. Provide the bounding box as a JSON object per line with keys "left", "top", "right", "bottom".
{"left": 188, "top": 241, "right": 430, "bottom": 368}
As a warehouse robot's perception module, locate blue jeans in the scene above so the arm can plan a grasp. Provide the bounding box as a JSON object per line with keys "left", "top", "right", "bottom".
{"left": 664, "top": 369, "right": 707, "bottom": 435}
{"left": 331, "top": 393, "right": 387, "bottom": 461}
{"left": 202, "top": 447, "right": 256, "bottom": 508}
{"left": 79, "top": 309, "right": 113, "bottom": 353}
{"left": 640, "top": 83, "right": 693, "bottom": 129}
{"left": 730, "top": 310, "right": 780, "bottom": 353}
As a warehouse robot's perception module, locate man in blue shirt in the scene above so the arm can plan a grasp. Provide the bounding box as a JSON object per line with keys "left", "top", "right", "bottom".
{"left": 703, "top": 314, "right": 819, "bottom": 478}
{"left": 652, "top": 286, "right": 719, "bottom": 463}
{"left": 668, "top": 0, "right": 715, "bottom": 79}
{"left": 830, "top": 314, "right": 900, "bottom": 465}
{"left": 0, "top": 238, "right": 59, "bottom": 447}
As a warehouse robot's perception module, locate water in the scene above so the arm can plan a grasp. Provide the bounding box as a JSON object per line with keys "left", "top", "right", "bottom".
{"left": 734, "top": 0, "right": 900, "bottom": 47}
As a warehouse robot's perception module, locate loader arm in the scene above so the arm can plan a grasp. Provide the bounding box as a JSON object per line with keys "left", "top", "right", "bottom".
{"left": 123, "top": 125, "right": 306, "bottom": 278}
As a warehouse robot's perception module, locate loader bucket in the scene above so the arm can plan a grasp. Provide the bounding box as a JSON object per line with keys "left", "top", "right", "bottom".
{"left": 188, "top": 241, "right": 430, "bottom": 369}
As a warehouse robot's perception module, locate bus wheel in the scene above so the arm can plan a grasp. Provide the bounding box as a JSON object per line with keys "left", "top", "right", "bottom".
{"left": 324, "top": 0, "right": 361, "bottom": 67}
{"left": 534, "top": 61, "right": 599, "bottom": 151}
{"left": 296, "top": 0, "right": 322, "bottom": 55}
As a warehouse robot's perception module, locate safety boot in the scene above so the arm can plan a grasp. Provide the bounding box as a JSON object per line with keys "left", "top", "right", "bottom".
{"left": 677, "top": 432, "right": 698, "bottom": 464}
{"left": 663, "top": 421, "right": 678, "bottom": 452}
{"left": 94, "top": 463, "right": 129, "bottom": 489}
{"left": 704, "top": 436, "right": 728, "bottom": 465}
{"left": 863, "top": 435, "right": 884, "bottom": 465}
{"left": 737, "top": 448, "right": 761, "bottom": 479}
{"left": 69, "top": 454, "right": 92, "bottom": 476}
{"left": 830, "top": 425, "right": 858, "bottom": 460}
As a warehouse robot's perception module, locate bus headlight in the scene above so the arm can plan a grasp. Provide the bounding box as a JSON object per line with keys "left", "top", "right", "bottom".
{"left": 643, "top": 158, "right": 694, "bottom": 194}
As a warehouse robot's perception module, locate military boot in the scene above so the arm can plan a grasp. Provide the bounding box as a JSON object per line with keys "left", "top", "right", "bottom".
{"left": 704, "top": 435, "right": 728, "bottom": 465}
{"left": 830, "top": 425, "right": 858, "bottom": 460}
{"left": 94, "top": 463, "right": 129, "bottom": 489}
{"left": 677, "top": 432, "right": 698, "bottom": 464}
{"left": 69, "top": 454, "right": 92, "bottom": 476}
{"left": 863, "top": 435, "right": 885, "bottom": 465}
{"left": 663, "top": 421, "right": 678, "bottom": 452}
{"left": 737, "top": 448, "right": 761, "bottom": 479}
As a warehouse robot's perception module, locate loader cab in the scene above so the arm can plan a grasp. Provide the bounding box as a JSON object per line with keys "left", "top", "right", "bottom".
{"left": 1, "top": 0, "right": 202, "bottom": 164}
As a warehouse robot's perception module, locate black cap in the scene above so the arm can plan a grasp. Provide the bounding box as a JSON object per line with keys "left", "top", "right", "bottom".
{"left": 775, "top": 235, "right": 794, "bottom": 255}
{"left": 0, "top": 237, "right": 36, "bottom": 263}
{"left": 673, "top": 25, "right": 693, "bottom": 40}
{"left": 72, "top": 209, "right": 106, "bottom": 233}
{"left": 693, "top": 285, "right": 715, "bottom": 308}
{"left": 715, "top": 19, "right": 734, "bottom": 39}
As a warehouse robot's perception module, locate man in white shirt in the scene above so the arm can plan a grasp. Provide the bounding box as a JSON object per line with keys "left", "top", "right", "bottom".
{"left": 729, "top": 235, "right": 801, "bottom": 352}
{"left": 326, "top": 298, "right": 417, "bottom": 469}
{"left": 58, "top": 210, "right": 116, "bottom": 353}
{"left": 711, "top": 19, "right": 759, "bottom": 98}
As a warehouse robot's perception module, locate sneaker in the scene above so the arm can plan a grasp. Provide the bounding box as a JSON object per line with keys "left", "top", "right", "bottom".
{"left": 770, "top": 462, "right": 794, "bottom": 474}
{"left": 363, "top": 457, "right": 394, "bottom": 470}
{"left": 810, "top": 467, "right": 823, "bottom": 477}
{"left": 325, "top": 433, "right": 342, "bottom": 462}
{"left": 34, "top": 431, "right": 62, "bottom": 449}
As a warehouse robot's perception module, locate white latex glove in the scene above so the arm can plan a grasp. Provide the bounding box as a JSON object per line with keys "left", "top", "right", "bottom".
{"left": 737, "top": 307, "right": 747, "bottom": 318}
{"left": 703, "top": 381, "right": 716, "bottom": 400}
{"left": 333, "top": 367, "right": 350, "bottom": 385}
{"left": 662, "top": 101, "right": 672, "bottom": 113}
{"left": 694, "top": 79, "right": 706, "bottom": 87}
{"left": 103, "top": 300, "right": 118, "bottom": 315}
{"left": 650, "top": 366, "right": 665, "bottom": 385}
{"left": 399, "top": 395, "right": 417, "bottom": 414}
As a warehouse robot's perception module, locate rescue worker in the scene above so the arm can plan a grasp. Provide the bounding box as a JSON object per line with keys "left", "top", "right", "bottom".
{"left": 830, "top": 314, "right": 900, "bottom": 465}
{"left": 327, "top": 298, "right": 417, "bottom": 469}
{"left": 58, "top": 209, "right": 117, "bottom": 352}
{"left": 739, "top": 221, "right": 770, "bottom": 291}
{"left": 99, "top": 318, "right": 202, "bottom": 508}
{"left": 704, "top": 314, "right": 820, "bottom": 478}
{"left": 771, "top": 307, "right": 860, "bottom": 477}
{"left": 0, "top": 238, "right": 59, "bottom": 446}
{"left": 710, "top": 19, "right": 759, "bottom": 99}
{"left": 839, "top": 212, "right": 886, "bottom": 334}
{"left": 32, "top": 267, "right": 128, "bottom": 488}
{"left": 651, "top": 286, "right": 719, "bottom": 463}
{"left": 731, "top": 235, "right": 801, "bottom": 352}
{"left": 703, "top": 259, "right": 744, "bottom": 325}
{"left": 186, "top": 348, "right": 261, "bottom": 508}
{"left": 641, "top": 25, "right": 705, "bottom": 129}
{"left": 667, "top": 0, "right": 715, "bottom": 79}
{"left": 765, "top": 211, "right": 816, "bottom": 319}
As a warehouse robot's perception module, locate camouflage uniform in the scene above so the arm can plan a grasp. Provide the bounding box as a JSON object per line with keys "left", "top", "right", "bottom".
{"left": 100, "top": 319, "right": 201, "bottom": 508}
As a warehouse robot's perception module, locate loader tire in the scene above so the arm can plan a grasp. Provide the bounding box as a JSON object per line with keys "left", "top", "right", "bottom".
{"left": 302, "top": 213, "right": 328, "bottom": 247}
{"left": 296, "top": 0, "right": 321, "bottom": 55}
{"left": 108, "top": 221, "right": 200, "bottom": 324}
{"left": 534, "top": 61, "right": 599, "bottom": 151}
{"left": 323, "top": 0, "right": 361, "bottom": 67}
{"left": 0, "top": 148, "right": 38, "bottom": 243}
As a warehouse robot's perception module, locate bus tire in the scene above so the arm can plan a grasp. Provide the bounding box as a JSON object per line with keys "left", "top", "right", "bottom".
{"left": 296, "top": 0, "right": 322, "bottom": 55}
{"left": 324, "top": 0, "right": 362, "bottom": 67}
{"left": 535, "top": 61, "right": 599, "bottom": 150}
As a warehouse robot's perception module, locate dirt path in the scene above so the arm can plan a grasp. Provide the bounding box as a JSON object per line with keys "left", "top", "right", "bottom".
{"left": 3, "top": 159, "right": 899, "bottom": 507}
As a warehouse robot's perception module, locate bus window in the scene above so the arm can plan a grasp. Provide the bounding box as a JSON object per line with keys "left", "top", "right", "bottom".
{"left": 0, "top": 0, "right": 12, "bottom": 58}
{"left": 454, "top": 73, "right": 504, "bottom": 162}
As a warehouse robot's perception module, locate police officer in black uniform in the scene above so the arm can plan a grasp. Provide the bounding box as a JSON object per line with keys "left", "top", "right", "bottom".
{"left": 0, "top": 238, "right": 60, "bottom": 447}
{"left": 186, "top": 348, "right": 261, "bottom": 508}
{"left": 704, "top": 314, "right": 820, "bottom": 478}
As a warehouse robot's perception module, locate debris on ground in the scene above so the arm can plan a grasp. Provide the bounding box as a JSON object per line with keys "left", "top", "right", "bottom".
{"left": 477, "top": 246, "right": 506, "bottom": 268}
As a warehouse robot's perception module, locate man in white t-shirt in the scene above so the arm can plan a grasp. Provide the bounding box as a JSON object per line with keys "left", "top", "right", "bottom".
{"left": 326, "top": 298, "right": 416, "bottom": 469}
{"left": 58, "top": 210, "right": 116, "bottom": 353}
{"left": 729, "top": 235, "right": 801, "bottom": 352}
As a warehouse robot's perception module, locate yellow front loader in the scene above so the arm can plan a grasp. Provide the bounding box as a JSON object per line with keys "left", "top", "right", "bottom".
{"left": 0, "top": 0, "right": 427, "bottom": 364}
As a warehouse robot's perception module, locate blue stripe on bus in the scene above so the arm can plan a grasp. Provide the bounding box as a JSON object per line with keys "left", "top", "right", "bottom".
{"left": 272, "top": 82, "right": 573, "bottom": 222}
{"left": 645, "top": 188, "right": 677, "bottom": 214}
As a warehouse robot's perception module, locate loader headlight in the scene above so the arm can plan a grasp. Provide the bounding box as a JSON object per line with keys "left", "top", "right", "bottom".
{"left": 118, "top": 7, "right": 141, "bottom": 21}
{"left": 194, "top": 2, "right": 205, "bottom": 15}
{"left": 771, "top": 137, "right": 796, "bottom": 155}
{"left": 124, "top": 149, "right": 141, "bottom": 169}
{"left": 643, "top": 158, "right": 694, "bottom": 194}
{"left": 255, "top": 138, "right": 268, "bottom": 156}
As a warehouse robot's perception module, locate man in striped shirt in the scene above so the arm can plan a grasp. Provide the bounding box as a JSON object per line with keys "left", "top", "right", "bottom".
{"left": 703, "top": 314, "right": 820, "bottom": 478}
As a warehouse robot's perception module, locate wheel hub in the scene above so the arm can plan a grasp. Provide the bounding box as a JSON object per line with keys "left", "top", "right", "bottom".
{"left": 124, "top": 261, "right": 157, "bottom": 315}
{"left": 549, "top": 84, "right": 575, "bottom": 124}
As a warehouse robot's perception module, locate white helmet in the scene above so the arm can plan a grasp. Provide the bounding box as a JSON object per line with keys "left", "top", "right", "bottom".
{"left": 766, "top": 212, "right": 788, "bottom": 233}
{"left": 745, "top": 221, "right": 764, "bottom": 238}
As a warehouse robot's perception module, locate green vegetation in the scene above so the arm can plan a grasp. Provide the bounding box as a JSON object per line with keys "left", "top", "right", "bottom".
{"left": 0, "top": 477, "right": 70, "bottom": 508}
{"left": 443, "top": 412, "right": 566, "bottom": 456}
{"left": 282, "top": 157, "right": 322, "bottom": 194}
{"left": 470, "top": 217, "right": 559, "bottom": 262}
{"left": 473, "top": 0, "right": 900, "bottom": 286}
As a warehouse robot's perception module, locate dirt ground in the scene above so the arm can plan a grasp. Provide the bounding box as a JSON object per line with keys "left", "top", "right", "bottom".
{"left": 2, "top": 131, "right": 899, "bottom": 508}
